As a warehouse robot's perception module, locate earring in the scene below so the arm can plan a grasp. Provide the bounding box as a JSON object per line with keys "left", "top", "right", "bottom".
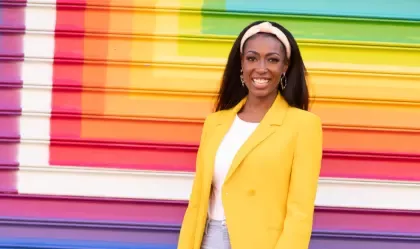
{"left": 240, "top": 69, "right": 245, "bottom": 87}
{"left": 280, "top": 73, "right": 287, "bottom": 90}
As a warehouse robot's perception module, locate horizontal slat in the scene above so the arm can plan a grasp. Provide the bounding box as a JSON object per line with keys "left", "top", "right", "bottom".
{"left": 16, "top": 165, "right": 420, "bottom": 210}
{"left": 47, "top": 88, "right": 420, "bottom": 130}
{"left": 0, "top": 218, "right": 420, "bottom": 249}
{"left": 0, "top": 142, "right": 18, "bottom": 167}
{"left": 3, "top": 60, "right": 420, "bottom": 103}
{"left": 0, "top": 34, "right": 24, "bottom": 57}
{"left": 0, "top": 60, "right": 22, "bottom": 85}
{"left": 11, "top": 135, "right": 420, "bottom": 180}
{"left": 2, "top": 86, "right": 420, "bottom": 136}
{"left": 9, "top": 4, "right": 417, "bottom": 45}
{"left": 0, "top": 115, "right": 19, "bottom": 137}
{"left": 0, "top": 169, "right": 17, "bottom": 193}
{"left": 0, "top": 6, "right": 25, "bottom": 30}
{"left": 4, "top": 32, "right": 417, "bottom": 70}
{"left": 48, "top": 115, "right": 420, "bottom": 155}
{"left": 20, "top": 0, "right": 420, "bottom": 20}
{"left": 4, "top": 113, "right": 418, "bottom": 155}
{"left": 1, "top": 194, "right": 420, "bottom": 234}
{"left": 49, "top": 61, "right": 420, "bottom": 103}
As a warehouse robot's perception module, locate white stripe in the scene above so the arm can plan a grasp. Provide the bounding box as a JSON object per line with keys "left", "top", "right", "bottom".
{"left": 19, "top": 4, "right": 56, "bottom": 172}
{"left": 24, "top": 4, "right": 56, "bottom": 31}
{"left": 17, "top": 163, "right": 420, "bottom": 210}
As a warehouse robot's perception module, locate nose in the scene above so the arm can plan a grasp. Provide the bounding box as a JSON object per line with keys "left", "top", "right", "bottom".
{"left": 256, "top": 60, "right": 268, "bottom": 73}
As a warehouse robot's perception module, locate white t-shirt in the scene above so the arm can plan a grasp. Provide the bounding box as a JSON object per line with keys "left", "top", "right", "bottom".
{"left": 208, "top": 115, "right": 259, "bottom": 220}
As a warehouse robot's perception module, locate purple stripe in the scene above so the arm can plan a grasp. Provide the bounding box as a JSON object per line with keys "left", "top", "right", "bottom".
{"left": 310, "top": 236, "right": 419, "bottom": 249}
{"left": 0, "top": 4, "right": 24, "bottom": 191}
{"left": 2, "top": 194, "right": 420, "bottom": 234}
{"left": 0, "top": 168, "right": 17, "bottom": 193}
{"left": 0, "top": 5, "right": 26, "bottom": 30}
{"left": 0, "top": 218, "right": 419, "bottom": 248}
{"left": 0, "top": 142, "right": 18, "bottom": 167}
{"left": 0, "top": 60, "right": 23, "bottom": 86}
{"left": 0, "top": 219, "right": 178, "bottom": 245}
{"left": 0, "top": 88, "right": 20, "bottom": 111}
{"left": 0, "top": 114, "right": 19, "bottom": 138}
{"left": 0, "top": 33, "right": 24, "bottom": 57}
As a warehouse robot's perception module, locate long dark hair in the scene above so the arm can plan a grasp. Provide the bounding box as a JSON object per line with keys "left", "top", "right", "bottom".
{"left": 214, "top": 20, "right": 309, "bottom": 112}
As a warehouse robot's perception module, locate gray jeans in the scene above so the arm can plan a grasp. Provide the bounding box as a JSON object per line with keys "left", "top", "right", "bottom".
{"left": 201, "top": 219, "right": 232, "bottom": 249}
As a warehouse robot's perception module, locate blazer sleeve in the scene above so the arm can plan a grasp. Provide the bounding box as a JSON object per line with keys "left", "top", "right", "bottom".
{"left": 177, "top": 116, "right": 211, "bottom": 249}
{"left": 274, "top": 115, "right": 323, "bottom": 249}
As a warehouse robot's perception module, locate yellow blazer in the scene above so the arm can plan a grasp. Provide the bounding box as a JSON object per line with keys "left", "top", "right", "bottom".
{"left": 178, "top": 93, "right": 323, "bottom": 249}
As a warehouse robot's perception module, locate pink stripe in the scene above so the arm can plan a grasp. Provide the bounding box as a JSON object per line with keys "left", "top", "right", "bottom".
{"left": 2, "top": 194, "right": 420, "bottom": 234}
{"left": 0, "top": 169, "right": 17, "bottom": 193}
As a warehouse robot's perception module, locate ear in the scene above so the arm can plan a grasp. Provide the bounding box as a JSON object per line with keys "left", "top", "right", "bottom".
{"left": 282, "top": 64, "right": 289, "bottom": 74}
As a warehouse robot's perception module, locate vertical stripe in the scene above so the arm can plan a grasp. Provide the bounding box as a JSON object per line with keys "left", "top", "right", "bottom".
{"left": 177, "top": 0, "right": 204, "bottom": 56}
{"left": 18, "top": 2, "right": 56, "bottom": 169}
{"left": 50, "top": 1, "right": 86, "bottom": 165}
{"left": 82, "top": 1, "right": 157, "bottom": 142}
{"left": 50, "top": 0, "right": 85, "bottom": 151}
{"left": 0, "top": 3, "right": 26, "bottom": 193}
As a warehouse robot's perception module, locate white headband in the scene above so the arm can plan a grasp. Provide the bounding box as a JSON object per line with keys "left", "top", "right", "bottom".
{"left": 240, "top": 22, "right": 291, "bottom": 59}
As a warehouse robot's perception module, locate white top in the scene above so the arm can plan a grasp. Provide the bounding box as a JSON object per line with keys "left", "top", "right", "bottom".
{"left": 208, "top": 115, "right": 259, "bottom": 220}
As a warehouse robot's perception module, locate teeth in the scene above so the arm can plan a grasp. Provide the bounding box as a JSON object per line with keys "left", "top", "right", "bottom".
{"left": 253, "top": 78, "right": 269, "bottom": 84}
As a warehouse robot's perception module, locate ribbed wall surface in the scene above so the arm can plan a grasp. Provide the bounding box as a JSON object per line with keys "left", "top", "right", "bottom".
{"left": 1, "top": 0, "right": 420, "bottom": 248}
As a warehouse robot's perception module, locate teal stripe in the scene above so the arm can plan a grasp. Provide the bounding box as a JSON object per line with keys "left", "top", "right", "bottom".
{"left": 200, "top": 13, "right": 420, "bottom": 45}
{"left": 224, "top": 0, "right": 420, "bottom": 20}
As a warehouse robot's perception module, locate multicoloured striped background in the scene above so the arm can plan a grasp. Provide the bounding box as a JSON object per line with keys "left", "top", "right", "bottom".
{"left": 1, "top": 0, "right": 420, "bottom": 248}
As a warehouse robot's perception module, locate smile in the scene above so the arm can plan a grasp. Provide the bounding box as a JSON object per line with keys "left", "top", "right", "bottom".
{"left": 252, "top": 78, "right": 270, "bottom": 88}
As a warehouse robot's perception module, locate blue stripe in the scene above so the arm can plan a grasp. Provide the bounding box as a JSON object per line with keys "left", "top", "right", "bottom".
{"left": 0, "top": 238, "right": 175, "bottom": 249}
{"left": 225, "top": 0, "right": 420, "bottom": 20}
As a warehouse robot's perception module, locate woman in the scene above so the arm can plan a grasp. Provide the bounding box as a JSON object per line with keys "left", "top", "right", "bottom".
{"left": 177, "top": 20, "right": 323, "bottom": 249}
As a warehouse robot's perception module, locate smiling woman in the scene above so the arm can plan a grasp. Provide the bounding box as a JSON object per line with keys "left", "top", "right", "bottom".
{"left": 178, "top": 21, "right": 322, "bottom": 249}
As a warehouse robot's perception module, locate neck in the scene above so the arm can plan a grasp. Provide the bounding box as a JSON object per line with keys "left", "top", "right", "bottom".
{"left": 242, "top": 92, "right": 277, "bottom": 114}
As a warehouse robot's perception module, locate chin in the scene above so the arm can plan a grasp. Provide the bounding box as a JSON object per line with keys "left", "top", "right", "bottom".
{"left": 248, "top": 87, "right": 278, "bottom": 99}
{"left": 248, "top": 90, "right": 274, "bottom": 99}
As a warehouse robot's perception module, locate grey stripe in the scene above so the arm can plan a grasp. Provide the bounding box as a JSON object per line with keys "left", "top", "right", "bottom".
{"left": 201, "top": 220, "right": 232, "bottom": 249}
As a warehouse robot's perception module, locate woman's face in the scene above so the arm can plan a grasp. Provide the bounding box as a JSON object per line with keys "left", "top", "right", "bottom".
{"left": 241, "top": 34, "right": 288, "bottom": 99}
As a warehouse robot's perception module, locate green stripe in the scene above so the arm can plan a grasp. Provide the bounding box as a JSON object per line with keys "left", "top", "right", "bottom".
{"left": 200, "top": 12, "right": 420, "bottom": 45}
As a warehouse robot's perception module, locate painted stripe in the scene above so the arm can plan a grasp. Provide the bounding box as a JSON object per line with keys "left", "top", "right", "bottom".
{"left": 13, "top": 113, "right": 420, "bottom": 156}
{"left": 41, "top": 61, "right": 420, "bottom": 103}
{"left": 2, "top": 194, "right": 420, "bottom": 234}
{"left": 223, "top": 0, "right": 420, "bottom": 20}
{"left": 8, "top": 120, "right": 420, "bottom": 180}
{"left": 1, "top": 217, "right": 420, "bottom": 249}
{"left": 18, "top": 5, "right": 56, "bottom": 172}
{"left": 0, "top": 2, "right": 26, "bottom": 194}
{"left": 20, "top": 32, "right": 420, "bottom": 69}
{"left": 0, "top": 170, "right": 17, "bottom": 193}
{"left": 23, "top": 2, "right": 420, "bottom": 45}
{"left": 0, "top": 5, "right": 26, "bottom": 29}
{"left": 18, "top": 87, "right": 420, "bottom": 131}
{"left": 0, "top": 218, "right": 420, "bottom": 249}
{"left": 16, "top": 165, "right": 420, "bottom": 210}
{"left": 35, "top": 0, "right": 420, "bottom": 21}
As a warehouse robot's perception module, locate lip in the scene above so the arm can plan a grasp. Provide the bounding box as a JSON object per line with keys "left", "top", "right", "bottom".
{"left": 251, "top": 78, "right": 271, "bottom": 89}
{"left": 251, "top": 77, "right": 271, "bottom": 80}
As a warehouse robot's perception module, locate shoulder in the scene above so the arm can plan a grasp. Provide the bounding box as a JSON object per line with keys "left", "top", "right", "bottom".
{"left": 286, "top": 107, "right": 322, "bottom": 131}
{"left": 203, "top": 110, "right": 227, "bottom": 126}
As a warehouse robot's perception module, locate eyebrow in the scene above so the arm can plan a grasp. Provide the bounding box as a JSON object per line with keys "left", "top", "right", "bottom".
{"left": 246, "top": 50, "right": 281, "bottom": 56}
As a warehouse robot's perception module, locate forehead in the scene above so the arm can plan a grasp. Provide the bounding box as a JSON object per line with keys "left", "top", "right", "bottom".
{"left": 243, "top": 33, "right": 283, "bottom": 54}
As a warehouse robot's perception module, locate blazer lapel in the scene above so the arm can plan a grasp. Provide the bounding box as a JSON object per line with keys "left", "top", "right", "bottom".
{"left": 224, "top": 93, "right": 289, "bottom": 183}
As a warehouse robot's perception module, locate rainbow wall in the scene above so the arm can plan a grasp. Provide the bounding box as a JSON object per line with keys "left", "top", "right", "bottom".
{"left": 1, "top": 0, "right": 420, "bottom": 248}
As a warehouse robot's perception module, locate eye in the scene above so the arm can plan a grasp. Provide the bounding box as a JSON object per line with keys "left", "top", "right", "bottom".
{"left": 268, "top": 58, "right": 280, "bottom": 63}
{"left": 246, "top": 56, "right": 257, "bottom": 61}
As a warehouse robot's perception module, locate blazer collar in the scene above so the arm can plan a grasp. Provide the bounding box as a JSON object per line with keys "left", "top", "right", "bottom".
{"left": 214, "top": 92, "right": 289, "bottom": 126}
{"left": 206, "top": 92, "right": 290, "bottom": 184}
